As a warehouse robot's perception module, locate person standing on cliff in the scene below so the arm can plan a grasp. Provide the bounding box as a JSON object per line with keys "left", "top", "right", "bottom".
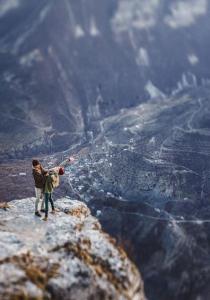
{"left": 43, "top": 166, "right": 64, "bottom": 221}
{"left": 32, "top": 157, "right": 75, "bottom": 219}
{"left": 43, "top": 156, "right": 75, "bottom": 221}
{"left": 32, "top": 160, "right": 47, "bottom": 217}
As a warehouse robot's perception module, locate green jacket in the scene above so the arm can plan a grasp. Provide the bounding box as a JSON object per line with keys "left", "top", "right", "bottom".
{"left": 44, "top": 158, "right": 70, "bottom": 193}
{"left": 44, "top": 175, "right": 54, "bottom": 194}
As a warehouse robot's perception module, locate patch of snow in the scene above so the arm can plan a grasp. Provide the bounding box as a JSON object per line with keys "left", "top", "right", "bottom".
{"left": 149, "top": 137, "right": 156, "bottom": 145}
{"left": 19, "top": 49, "right": 43, "bottom": 67}
{"left": 173, "top": 72, "right": 198, "bottom": 94}
{"left": 136, "top": 48, "right": 150, "bottom": 67}
{"left": 181, "top": 72, "right": 198, "bottom": 87}
{"left": 165, "top": 0, "right": 207, "bottom": 29}
{"left": 188, "top": 53, "right": 199, "bottom": 65}
{"left": 145, "top": 81, "right": 166, "bottom": 99}
{"left": 19, "top": 173, "right": 26, "bottom": 176}
{"left": 89, "top": 18, "right": 100, "bottom": 37}
{"left": 111, "top": 0, "right": 159, "bottom": 33}
{"left": 74, "top": 25, "right": 85, "bottom": 38}
{"left": 0, "top": 0, "right": 19, "bottom": 18}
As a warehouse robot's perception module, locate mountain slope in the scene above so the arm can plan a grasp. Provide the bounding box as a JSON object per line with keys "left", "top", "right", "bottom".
{"left": 1, "top": 0, "right": 210, "bottom": 158}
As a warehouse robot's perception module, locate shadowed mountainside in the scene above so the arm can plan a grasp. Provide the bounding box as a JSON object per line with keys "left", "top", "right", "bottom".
{"left": 1, "top": 0, "right": 210, "bottom": 159}
{"left": 2, "top": 85, "right": 210, "bottom": 299}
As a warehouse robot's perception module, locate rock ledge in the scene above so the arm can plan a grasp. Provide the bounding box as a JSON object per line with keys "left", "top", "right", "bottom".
{"left": 0, "top": 198, "right": 145, "bottom": 300}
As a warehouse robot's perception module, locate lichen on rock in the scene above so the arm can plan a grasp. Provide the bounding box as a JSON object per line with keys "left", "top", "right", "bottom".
{"left": 0, "top": 198, "right": 145, "bottom": 300}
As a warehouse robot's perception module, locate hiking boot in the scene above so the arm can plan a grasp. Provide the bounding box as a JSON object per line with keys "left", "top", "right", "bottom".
{"left": 43, "top": 217, "right": 48, "bottom": 221}
{"left": 35, "top": 211, "right": 41, "bottom": 217}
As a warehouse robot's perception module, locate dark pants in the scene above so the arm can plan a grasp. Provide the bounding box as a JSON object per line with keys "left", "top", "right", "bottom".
{"left": 44, "top": 193, "right": 55, "bottom": 217}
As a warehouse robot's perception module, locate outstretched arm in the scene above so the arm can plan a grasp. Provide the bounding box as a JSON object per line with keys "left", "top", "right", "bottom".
{"left": 59, "top": 157, "right": 75, "bottom": 168}
{"left": 49, "top": 157, "right": 75, "bottom": 173}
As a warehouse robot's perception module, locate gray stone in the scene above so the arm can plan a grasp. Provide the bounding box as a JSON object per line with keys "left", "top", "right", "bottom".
{"left": 0, "top": 198, "right": 145, "bottom": 300}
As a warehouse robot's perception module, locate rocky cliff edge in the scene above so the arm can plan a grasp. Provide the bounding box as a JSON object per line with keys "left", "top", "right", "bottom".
{"left": 0, "top": 198, "right": 145, "bottom": 300}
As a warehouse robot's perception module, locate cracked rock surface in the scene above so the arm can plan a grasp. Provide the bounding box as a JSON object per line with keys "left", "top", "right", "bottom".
{"left": 0, "top": 198, "right": 145, "bottom": 300}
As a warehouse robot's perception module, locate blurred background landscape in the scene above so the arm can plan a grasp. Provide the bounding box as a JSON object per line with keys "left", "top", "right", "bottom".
{"left": 1, "top": 0, "right": 210, "bottom": 299}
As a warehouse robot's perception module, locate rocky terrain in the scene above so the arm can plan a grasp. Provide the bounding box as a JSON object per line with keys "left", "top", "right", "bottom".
{"left": 2, "top": 85, "right": 210, "bottom": 299}
{"left": 1, "top": 0, "right": 210, "bottom": 158}
{"left": 0, "top": 198, "right": 145, "bottom": 300}
{"left": 1, "top": 1, "right": 210, "bottom": 300}
{"left": 54, "top": 86, "right": 210, "bottom": 300}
